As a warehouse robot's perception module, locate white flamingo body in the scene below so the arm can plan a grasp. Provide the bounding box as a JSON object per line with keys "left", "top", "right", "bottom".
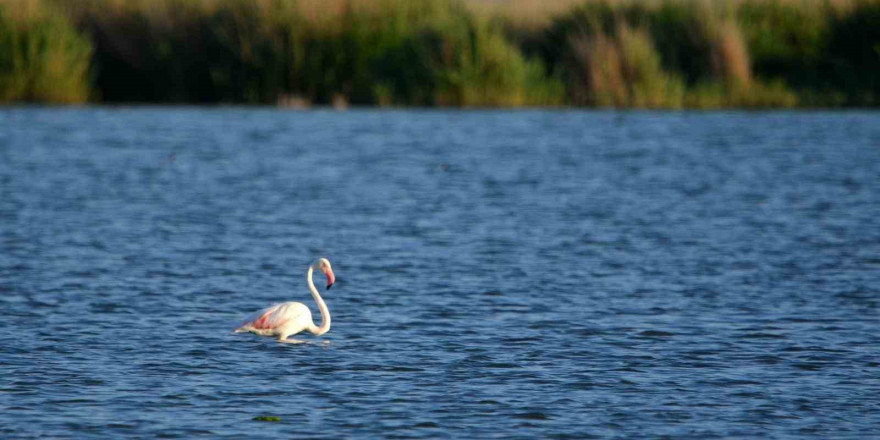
{"left": 235, "top": 258, "right": 335, "bottom": 344}
{"left": 237, "top": 302, "right": 314, "bottom": 338}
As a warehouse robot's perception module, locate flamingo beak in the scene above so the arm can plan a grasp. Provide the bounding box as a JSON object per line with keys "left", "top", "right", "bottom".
{"left": 323, "top": 267, "right": 336, "bottom": 289}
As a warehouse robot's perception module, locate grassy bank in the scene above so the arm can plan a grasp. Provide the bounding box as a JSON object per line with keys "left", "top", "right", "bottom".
{"left": 0, "top": 0, "right": 877, "bottom": 107}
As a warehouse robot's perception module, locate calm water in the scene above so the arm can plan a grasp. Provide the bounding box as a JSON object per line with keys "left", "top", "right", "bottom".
{"left": 1, "top": 109, "right": 878, "bottom": 439}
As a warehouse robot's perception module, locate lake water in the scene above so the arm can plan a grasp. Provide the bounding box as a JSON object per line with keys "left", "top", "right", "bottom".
{"left": 1, "top": 108, "right": 878, "bottom": 438}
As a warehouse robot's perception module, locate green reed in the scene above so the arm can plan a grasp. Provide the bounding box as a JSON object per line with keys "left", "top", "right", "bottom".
{"left": 0, "top": 0, "right": 91, "bottom": 103}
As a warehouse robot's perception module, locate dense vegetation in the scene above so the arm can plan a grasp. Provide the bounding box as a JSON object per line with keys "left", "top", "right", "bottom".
{"left": 0, "top": 0, "right": 878, "bottom": 107}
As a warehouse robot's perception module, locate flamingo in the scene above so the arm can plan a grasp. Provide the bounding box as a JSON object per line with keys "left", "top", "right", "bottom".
{"left": 234, "top": 258, "right": 335, "bottom": 344}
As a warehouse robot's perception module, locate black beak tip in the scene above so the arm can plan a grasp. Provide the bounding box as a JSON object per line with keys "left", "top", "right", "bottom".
{"left": 326, "top": 283, "right": 333, "bottom": 290}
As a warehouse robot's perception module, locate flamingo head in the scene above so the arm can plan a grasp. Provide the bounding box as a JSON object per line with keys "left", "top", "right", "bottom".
{"left": 315, "top": 258, "right": 335, "bottom": 289}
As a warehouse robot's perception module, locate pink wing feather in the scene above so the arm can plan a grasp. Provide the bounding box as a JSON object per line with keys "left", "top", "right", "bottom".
{"left": 238, "top": 302, "right": 307, "bottom": 331}
{"left": 240, "top": 303, "right": 287, "bottom": 330}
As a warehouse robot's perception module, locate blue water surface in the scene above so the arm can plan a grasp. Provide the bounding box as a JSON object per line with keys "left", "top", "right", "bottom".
{"left": 1, "top": 109, "right": 878, "bottom": 438}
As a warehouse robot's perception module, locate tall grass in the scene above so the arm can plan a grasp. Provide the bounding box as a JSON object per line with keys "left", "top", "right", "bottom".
{"left": 0, "top": 0, "right": 877, "bottom": 107}
{"left": 0, "top": 0, "right": 91, "bottom": 103}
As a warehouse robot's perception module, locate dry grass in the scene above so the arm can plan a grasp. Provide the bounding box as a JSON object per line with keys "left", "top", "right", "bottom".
{"left": 710, "top": 20, "right": 751, "bottom": 86}
{"left": 568, "top": 24, "right": 684, "bottom": 107}
{"left": 570, "top": 33, "right": 625, "bottom": 105}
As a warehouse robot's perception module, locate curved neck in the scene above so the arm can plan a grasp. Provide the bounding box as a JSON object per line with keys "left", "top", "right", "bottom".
{"left": 307, "top": 266, "right": 331, "bottom": 336}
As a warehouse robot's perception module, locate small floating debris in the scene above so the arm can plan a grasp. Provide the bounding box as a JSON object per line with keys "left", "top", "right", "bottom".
{"left": 252, "top": 416, "right": 281, "bottom": 422}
